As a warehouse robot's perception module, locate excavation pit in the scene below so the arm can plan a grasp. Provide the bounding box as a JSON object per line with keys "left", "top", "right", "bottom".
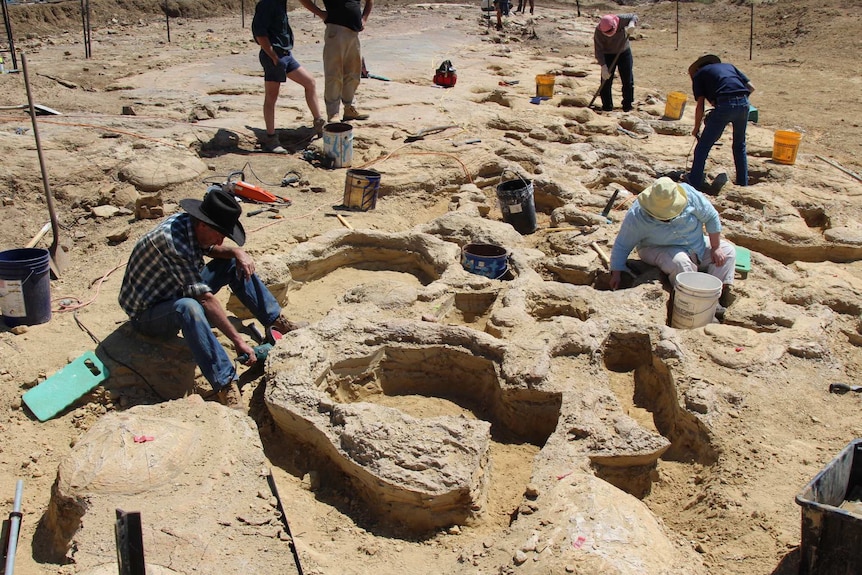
{"left": 263, "top": 315, "right": 563, "bottom": 532}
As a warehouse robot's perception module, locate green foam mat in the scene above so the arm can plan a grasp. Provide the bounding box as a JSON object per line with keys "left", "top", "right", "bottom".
{"left": 735, "top": 246, "right": 751, "bottom": 274}
{"left": 23, "top": 351, "right": 109, "bottom": 422}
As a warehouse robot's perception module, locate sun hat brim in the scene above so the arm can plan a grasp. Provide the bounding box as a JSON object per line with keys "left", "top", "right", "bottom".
{"left": 688, "top": 54, "right": 721, "bottom": 77}
{"left": 180, "top": 192, "right": 246, "bottom": 246}
{"left": 637, "top": 177, "right": 689, "bottom": 221}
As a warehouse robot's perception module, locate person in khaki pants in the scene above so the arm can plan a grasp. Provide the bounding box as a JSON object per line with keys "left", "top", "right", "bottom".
{"left": 300, "top": 0, "right": 371, "bottom": 122}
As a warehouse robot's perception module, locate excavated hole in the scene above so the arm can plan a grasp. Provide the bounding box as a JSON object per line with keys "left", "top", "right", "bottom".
{"left": 319, "top": 345, "right": 562, "bottom": 527}
{"left": 441, "top": 291, "right": 500, "bottom": 330}
{"left": 598, "top": 332, "right": 718, "bottom": 497}
{"left": 323, "top": 346, "right": 561, "bottom": 446}
{"left": 291, "top": 268, "right": 424, "bottom": 321}
{"left": 794, "top": 203, "right": 831, "bottom": 229}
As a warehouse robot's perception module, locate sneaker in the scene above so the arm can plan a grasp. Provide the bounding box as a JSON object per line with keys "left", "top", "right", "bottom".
{"left": 217, "top": 381, "right": 243, "bottom": 410}
{"left": 342, "top": 105, "right": 369, "bottom": 121}
{"left": 261, "top": 133, "right": 287, "bottom": 154}
{"left": 313, "top": 117, "right": 326, "bottom": 137}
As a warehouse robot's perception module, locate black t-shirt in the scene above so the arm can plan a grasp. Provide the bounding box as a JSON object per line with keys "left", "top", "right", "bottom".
{"left": 322, "top": 0, "right": 363, "bottom": 31}
{"left": 252, "top": 0, "right": 294, "bottom": 54}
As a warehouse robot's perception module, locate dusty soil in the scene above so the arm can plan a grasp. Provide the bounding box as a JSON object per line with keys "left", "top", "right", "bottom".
{"left": 1, "top": 1, "right": 861, "bottom": 574}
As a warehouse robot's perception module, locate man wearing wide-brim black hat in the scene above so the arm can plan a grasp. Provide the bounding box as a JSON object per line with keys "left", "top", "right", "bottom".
{"left": 119, "top": 186, "right": 306, "bottom": 409}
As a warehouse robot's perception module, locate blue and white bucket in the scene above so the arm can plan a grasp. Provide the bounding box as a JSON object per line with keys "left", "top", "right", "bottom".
{"left": 461, "top": 243, "right": 509, "bottom": 280}
{"left": 323, "top": 122, "right": 354, "bottom": 169}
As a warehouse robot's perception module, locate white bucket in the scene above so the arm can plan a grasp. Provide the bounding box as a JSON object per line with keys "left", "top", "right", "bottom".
{"left": 671, "top": 271, "right": 722, "bottom": 329}
{"left": 323, "top": 122, "right": 353, "bottom": 168}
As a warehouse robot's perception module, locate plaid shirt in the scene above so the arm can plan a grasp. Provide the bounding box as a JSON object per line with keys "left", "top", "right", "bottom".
{"left": 119, "top": 213, "right": 211, "bottom": 318}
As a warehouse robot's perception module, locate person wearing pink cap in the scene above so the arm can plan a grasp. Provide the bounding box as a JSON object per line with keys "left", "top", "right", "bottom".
{"left": 593, "top": 13, "right": 638, "bottom": 112}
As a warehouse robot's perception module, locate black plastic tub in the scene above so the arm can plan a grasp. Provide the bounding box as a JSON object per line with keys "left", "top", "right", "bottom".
{"left": 795, "top": 438, "right": 862, "bottom": 575}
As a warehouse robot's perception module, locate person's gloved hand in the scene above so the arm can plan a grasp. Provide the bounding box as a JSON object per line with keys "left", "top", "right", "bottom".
{"left": 601, "top": 65, "right": 610, "bottom": 81}
{"left": 625, "top": 22, "right": 636, "bottom": 34}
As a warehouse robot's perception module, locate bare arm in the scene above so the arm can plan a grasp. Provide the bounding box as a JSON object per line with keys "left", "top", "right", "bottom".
{"left": 708, "top": 231, "right": 726, "bottom": 267}
{"left": 298, "top": 0, "right": 327, "bottom": 20}
{"left": 362, "top": 0, "right": 373, "bottom": 26}
{"left": 692, "top": 96, "right": 706, "bottom": 138}
{"left": 255, "top": 35, "right": 279, "bottom": 66}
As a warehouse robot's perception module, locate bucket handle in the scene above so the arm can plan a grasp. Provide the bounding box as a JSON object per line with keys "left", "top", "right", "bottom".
{"left": 498, "top": 167, "right": 529, "bottom": 188}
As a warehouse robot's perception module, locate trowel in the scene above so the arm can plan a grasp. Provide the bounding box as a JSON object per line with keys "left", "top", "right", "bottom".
{"left": 21, "top": 53, "right": 70, "bottom": 278}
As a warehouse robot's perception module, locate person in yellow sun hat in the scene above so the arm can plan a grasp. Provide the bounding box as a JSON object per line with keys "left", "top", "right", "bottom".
{"left": 609, "top": 177, "right": 736, "bottom": 313}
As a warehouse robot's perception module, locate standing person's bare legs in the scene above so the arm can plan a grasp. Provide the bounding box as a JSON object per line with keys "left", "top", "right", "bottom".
{"left": 263, "top": 81, "right": 281, "bottom": 136}
{"left": 287, "top": 66, "right": 325, "bottom": 136}
{"left": 262, "top": 80, "right": 287, "bottom": 153}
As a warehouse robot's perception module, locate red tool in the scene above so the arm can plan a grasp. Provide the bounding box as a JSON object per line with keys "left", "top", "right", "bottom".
{"left": 224, "top": 171, "right": 292, "bottom": 206}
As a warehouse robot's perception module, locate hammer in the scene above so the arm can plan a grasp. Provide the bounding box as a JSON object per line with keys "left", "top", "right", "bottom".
{"left": 247, "top": 206, "right": 280, "bottom": 217}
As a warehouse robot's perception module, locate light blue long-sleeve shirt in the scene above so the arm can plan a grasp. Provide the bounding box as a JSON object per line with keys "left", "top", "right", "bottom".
{"left": 609, "top": 184, "right": 722, "bottom": 271}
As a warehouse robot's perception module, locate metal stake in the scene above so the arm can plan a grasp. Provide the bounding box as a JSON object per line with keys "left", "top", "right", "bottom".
{"left": 3, "top": 480, "right": 23, "bottom": 575}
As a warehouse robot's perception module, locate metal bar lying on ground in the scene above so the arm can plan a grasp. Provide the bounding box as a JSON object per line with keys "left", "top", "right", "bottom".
{"left": 267, "top": 471, "right": 304, "bottom": 575}
{"left": 815, "top": 155, "right": 862, "bottom": 183}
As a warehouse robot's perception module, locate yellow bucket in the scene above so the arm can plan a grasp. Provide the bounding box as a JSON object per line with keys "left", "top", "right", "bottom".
{"left": 772, "top": 130, "right": 802, "bottom": 165}
{"left": 535, "top": 74, "right": 555, "bottom": 98}
{"left": 663, "top": 91, "right": 687, "bottom": 120}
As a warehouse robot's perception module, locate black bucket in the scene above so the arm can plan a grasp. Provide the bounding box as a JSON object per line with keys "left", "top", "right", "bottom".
{"left": 0, "top": 248, "right": 52, "bottom": 327}
{"left": 495, "top": 171, "right": 537, "bottom": 235}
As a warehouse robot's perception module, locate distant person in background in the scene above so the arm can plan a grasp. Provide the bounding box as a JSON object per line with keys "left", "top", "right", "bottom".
{"left": 686, "top": 54, "right": 755, "bottom": 191}
{"left": 493, "top": 0, "right": 510, "bottom": 30}
{"left": 252, "top": 0, "right": 325, "bottom": 154}
{"left": 593, "top": 13, "right": 638, "bottom": 112}
{"left": 609, "top": 177, "right": 736, "bottom": 314}
{"left": 515, "top": 0, "right": 533, "bottom": 15}
{"left": 300, "top": 0, "right": 372, "bottom": 122}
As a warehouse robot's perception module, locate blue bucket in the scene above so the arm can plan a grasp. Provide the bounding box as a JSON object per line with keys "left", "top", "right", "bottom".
{"left": 461, "top": 243, "right": 508, "bottom": 279}
{"left": 0, "top": 248, "right": 52, "bottom": 327}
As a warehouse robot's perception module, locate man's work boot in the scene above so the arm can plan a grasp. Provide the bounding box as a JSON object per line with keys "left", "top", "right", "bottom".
{"left": 342, "top": 105, "right": 369, "bottom": 121}
{"left": 313, "top": 117, "right": 326, "bottom": 137}
{"left": 266, "top": 314, "right": 310, "bottom": 344}
{"left": 261, "top": 133, "right": 287, "bottom": 154}
{"left": 217, "top": 381, "right": 244, "bottom": 410}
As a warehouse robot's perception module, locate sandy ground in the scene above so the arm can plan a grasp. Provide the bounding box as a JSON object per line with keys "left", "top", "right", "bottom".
{"left": 1, "top": 0, "right": 862, "bottom": 574}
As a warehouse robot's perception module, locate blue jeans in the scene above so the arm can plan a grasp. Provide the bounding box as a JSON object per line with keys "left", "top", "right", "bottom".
{"left": 689, "top": 96, "right": 749, "bottom": 189}
{"left": 601, "top": 49, "right": 634, "bottom": 111}
{"left": 130, "top": 259, "right": 282, "bottom": 391}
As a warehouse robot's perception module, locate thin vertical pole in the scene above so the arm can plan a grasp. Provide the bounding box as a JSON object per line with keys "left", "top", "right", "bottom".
{"left": 165, "top": 0, "right": 171, "bottom": 43}
{"left": 575, "top": 0, "right": 580, "bottom": 18}
{"left": 4, "top": 480, "right": 24, "bottom": 574}
{"left": 1, "top": 0, "right": 18, "bottom": 70}
{"left": 749, "top": 2, "right": 754, "bottom": 60}
{"left": 241, "top": 0, "right": 245, "bottom": 28}
{"left": 676, "top": 0, "right": 680, "bottom": 50}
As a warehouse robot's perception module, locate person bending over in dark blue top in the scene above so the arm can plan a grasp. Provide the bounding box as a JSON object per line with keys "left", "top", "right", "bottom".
{"left": 686, "top": 55, "right": 755, "bottom": 191}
